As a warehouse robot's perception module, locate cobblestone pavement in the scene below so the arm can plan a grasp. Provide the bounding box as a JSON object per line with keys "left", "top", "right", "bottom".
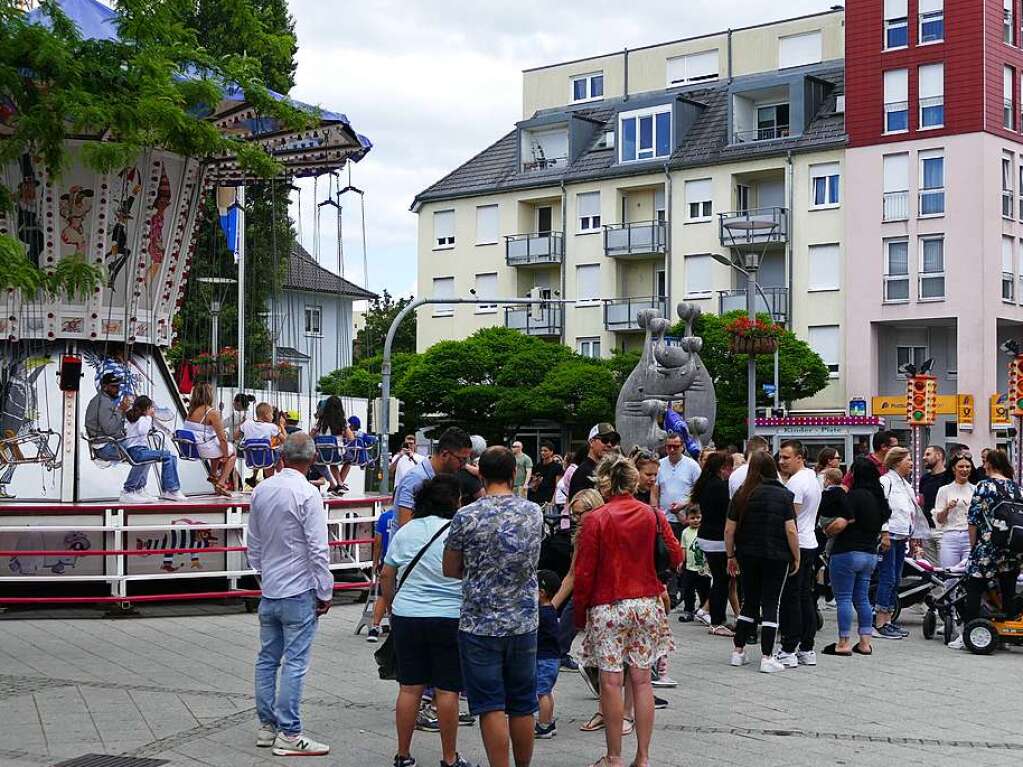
{"left": 1, "top": 600, "right": 1021, "bottom": 767}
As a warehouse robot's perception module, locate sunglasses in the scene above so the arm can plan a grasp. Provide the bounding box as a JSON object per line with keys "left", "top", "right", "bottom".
{"left": 666, "top": 443, "right": 683, "bottom": 450}
{"left": 597, "top": 436, "right": 620, "bottom": 446}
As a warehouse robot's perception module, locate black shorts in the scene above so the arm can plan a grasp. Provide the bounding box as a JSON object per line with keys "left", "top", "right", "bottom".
{"left": 390, "top": 614, "right": 463, "bottom": 692}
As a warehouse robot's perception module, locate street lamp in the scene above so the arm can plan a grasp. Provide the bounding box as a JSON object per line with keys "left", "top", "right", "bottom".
{"left": 197, "top": 276, "right": 237, "bottom": 390}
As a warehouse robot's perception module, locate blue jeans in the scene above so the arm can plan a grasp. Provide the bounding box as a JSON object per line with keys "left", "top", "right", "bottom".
{"left": 874, "top": 538, "right": 906, "bottom": 615}
{"left": 255, "top": 590, "right": 319, "bottom": 736}
{"left": 458, "top": 631, "right": 538, "bottom": 717}
{"left": 126, "top": 446, "right": 180, "bottom": 493}
{"left": 829, "top": 551, "right": 877, "bottom": 637}
{"left": 557, "top": 597, "right": 576, "bottom": 660}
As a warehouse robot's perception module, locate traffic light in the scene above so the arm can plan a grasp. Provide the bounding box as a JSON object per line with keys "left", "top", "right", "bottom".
{"left": 1012, "top": 355, "right": 1023, "bottom": 417}
{"left": 905, "top": 374, "right": 936, "bottom": 426}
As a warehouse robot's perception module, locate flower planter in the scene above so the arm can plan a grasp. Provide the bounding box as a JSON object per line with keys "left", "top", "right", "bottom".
{"left": 729, "top": 335, "right": 779, "bottom": 355}
{"left": 194, "top": 362, "right": 217, "bottom": 378}
{"left": 218, "top": 362, "right": 237, "bottom": 378}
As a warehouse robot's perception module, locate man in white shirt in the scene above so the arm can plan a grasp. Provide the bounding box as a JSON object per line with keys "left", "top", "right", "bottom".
{"left": 651, "top": 433, "right": 701, "bottom": 529}
{"left": 776, "top": 439, "right": 823, "bottom": 668}
{"left": 248, "top": 433, "right": 332, "bottom": 756}
{"left": 390, "top": 433, "right": 425, "bottom": 489}
{"left": 728, "top": 435, "right": 770, "bottom": 498}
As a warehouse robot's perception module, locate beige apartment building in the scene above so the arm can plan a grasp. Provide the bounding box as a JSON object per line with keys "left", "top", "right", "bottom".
{"left": 413, "top": 9, "right": 849, "bottom": 414}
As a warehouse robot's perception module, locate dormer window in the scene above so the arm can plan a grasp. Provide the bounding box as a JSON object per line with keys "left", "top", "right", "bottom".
{"left": 619, "top": 106, "right": 672, "bottom": 163}
{"left": 572, "top": 72, "right": 604, "bottom": 103}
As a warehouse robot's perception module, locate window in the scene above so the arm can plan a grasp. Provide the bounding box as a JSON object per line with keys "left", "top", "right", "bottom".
{"left": 1004, "top": 237, "right": 1016, "bottom": 302}
{"left": 1019, "top": 160, "right": 1023, "bottom": 219}
{"left": 919, "top": 151, "right": 945, "bottom": 216}
{"left": 474, "top": 272, "right": 497, "bottom": 313}
{"left": 1006, "top": 66, "right": 1016, "bottom": 129}
{"left": 433, "top": 209, "right": 455, "bottom": 248}
{"left": 883, "top": 69, "right": 909, "bottom": 133}
{"left": 619, "top": 106, "right": 672, "bottom": 162}
{"left": 897, "top": 346, "right": 928, "bottom": 375}
{"left": 736, "top": 184, "right": 751, "bottom": 213}
{"left": 919, "top": 236, "right": 945, "bottom": 300}
{"left": 808, "top": 243, "right": 840, "bottom": 291}
{"left": 810, "top": 162, "right": 840, "bottom": 207}
{"left": 654, "top": 189, "right": 667, "bottom": 223}
{"left": 685, "top": 178, "right": 713, "bottom": 220}
{"left": 577, "top": 337, "right": 602, "bottom": 359}
{"left": 666, "top": 50, "right": 719, "bottom": 85}
{"left": 432, "top": 276, "right": 454, "bottom": 316}
{"left": 572, "top": 72, "right": 604, "bottom": 102}
{"left": 756, "top": 103, "right": 790, "bottom": 141}
{"left": 303, "top": 305, "right": 322, "bottom": 336}
{"left": 684, "top": 254, "right": 713, "bottom": 297}
{"left": 919, "top": 0, "right": 944, "bottom": 44}
{"left": 655, "top": 268, "right": 667, "bottom": 297}
{"left": 475, "top": 205, "right": 498, "bottom": 245}
{"left": 778, "top": 30, "right": 822, "bottom": 69}
{"left": 1004, "top": 153, "right": 1015, "bottom": 218}
{"left": 577, "top": 192, "right": 601, "bottom": 232}
{"left": 919, "top": 63, "right": 944, "bottom": 128}
{"left": 883, "top": 153, "right": 910, "bottom": 221}
{"left": 808, "top": 325, "right": 840, "bottom": 377}
{"left": 884, "top": 0, "right": 908, "bottom": 48}
{"left": 576, "top": 264, "right": 601, "bottom": 304}
{"left": 1006, "top": 0, "right": 1016, "bottom": 45}
{"left": 884, "top": 238, "right": 910, "bottom": 302}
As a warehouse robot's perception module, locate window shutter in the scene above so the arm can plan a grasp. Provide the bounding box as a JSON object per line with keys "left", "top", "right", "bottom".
{"left": 1004, "top": 237, "right": 1015, "bottom": 273}
{"left": 434, "top": 210, "right": 454, "bottom": 241}
{"left": 810, "top": 162, "right": 839, "bottom": 179}
{"left": 577, "top": 192, "right": 600, "bottom": 219}
{"left": 1006, "top": 66, "right": 1014, "bottom": 100}
{"left": 685, "top": 178, "right": 712, "bottom": 204}
{"left": 779, "top": 31, "right": 822, "bottom": 69}
{"left": 919, "top": 64, "right": 943, "bottom": 99}
{"left": 685, "top": 255, "right": 712, "bottom": 295}
{"left": 433, "top": 277, "right": 454, "bottom": 314}
{"left": 884, "top": 69, "right": 908, "bottom": 102}
{"left": 475, "top": 272, "right": 497, "bottom": 302}
{"left": 918, "top": 0, "right": 942, "bottom": 13}
{"left": 884, "top": 0, "right": 907, "bottom": 18}
{"left": 883, "top": 154, "right": 909, "bottom": 192}
{"left": 808, "top": 244, "right": 840, "bottom": 291}
{"left": 808, "top": 326, "right": 840, "bottom": 370}
{"left": 576, "top": 264, "right": 600, "bottom": 301}
{"left": 475, "top": 205, "right": 498, "bottom": 244}
{"left": 687, "top": 50, "right": 718, "bottom": 80}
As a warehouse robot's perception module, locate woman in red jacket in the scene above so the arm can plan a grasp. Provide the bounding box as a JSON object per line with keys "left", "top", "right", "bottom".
{"left": 574, "top": 456, "right": 683, "bottom": 767}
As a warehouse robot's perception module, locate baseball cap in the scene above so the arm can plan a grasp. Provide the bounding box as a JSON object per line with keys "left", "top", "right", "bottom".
{"left": 588, "top": 422, "right": 620, "bottom": 442}
{"left": 348, "top": 415, "right": 361, "bottom": 430}
{"left": 100, "top": 372, "right": 122, "bottom": 385}
{"left": 285, "top": 409, "right": 300, "bottom": 422}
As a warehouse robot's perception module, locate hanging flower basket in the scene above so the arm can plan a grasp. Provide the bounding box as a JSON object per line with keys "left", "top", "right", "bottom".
{"left": 726, "top": 316, "right": 782, "bottom": 356}
{"left": 194, "top": 352, "right": 217, "bottom": 378}
{"left": 255, "top": 362, "right": 278, "bottom": 382}
{"left": 218, "top": 346, "right": 238, "bottom": 377}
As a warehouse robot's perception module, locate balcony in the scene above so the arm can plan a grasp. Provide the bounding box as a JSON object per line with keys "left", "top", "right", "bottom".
{"left": 733, "top": 125, "right": 790, "bottom": 144}
{"left": 718, "top": 287, "right": 789, "bottom": 325}
{"left": 883, "top": 191, "right": 909, "bottom": 222}
{"left": 603, "top": 221, "right": 666, "bottom": 259}
{"left": 718, "top": 207, "right": 788, "bottom": 248}
{"left": 522, "top": 156, "right": 567, "bottom": 173}
{"left": 505, "top": 304, "right": 563, "bottom": 337}
{"left": 604, "top": 296, "right": 668, "bottom": 331}
{"left": 506, "top": 232, "right": 564, "bottom": 268}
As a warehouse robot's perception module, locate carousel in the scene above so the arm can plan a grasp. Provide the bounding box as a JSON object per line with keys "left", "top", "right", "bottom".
{"left": 0, "top": 0, "right": 386, "bottom": 608}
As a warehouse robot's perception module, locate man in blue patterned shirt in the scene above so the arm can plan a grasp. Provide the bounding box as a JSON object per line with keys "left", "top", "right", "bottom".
{"left": 444, "top": 445, "right": 543, "bottom": 767}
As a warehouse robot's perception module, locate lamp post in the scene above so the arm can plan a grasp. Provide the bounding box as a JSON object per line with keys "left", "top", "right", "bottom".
{"left": 197, "top": 276, "right": 237, "bottom": 390}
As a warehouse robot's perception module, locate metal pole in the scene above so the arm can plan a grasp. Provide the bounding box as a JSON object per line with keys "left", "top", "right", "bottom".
{"left": 210, "top": 301, "right": 220, "bottom": 391}
{"left": 773, "top": 348, "right": 780, "bottom": 410}
{"left": 236, "top": 185, "right": 246, "bottom": 392}
{"left": 747, "top": 268, "right": 757, "bottom": 440}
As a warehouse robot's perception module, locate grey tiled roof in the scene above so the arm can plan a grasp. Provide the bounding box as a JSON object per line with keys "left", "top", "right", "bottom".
{"left": 285, "top": 243, "right": 378, "bottom": 300}
{"left": 414, "top": 65, "right": 846, "bottom": 207}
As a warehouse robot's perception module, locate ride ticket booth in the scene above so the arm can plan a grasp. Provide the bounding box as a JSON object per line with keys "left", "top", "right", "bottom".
{"left": 753, "top": 416, "right": 886, "bottom": 468}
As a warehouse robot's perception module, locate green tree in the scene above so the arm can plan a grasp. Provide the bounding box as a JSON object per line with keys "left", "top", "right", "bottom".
{"left": 672, "top": 310, "right": 830, "bottom": 446}
{"left": 353, "top": 290, "right": 417, "bottom": 362}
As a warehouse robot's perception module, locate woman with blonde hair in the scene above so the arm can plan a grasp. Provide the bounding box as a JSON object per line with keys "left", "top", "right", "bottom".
{"left": 184, "top": 382, "right": 235, "bottom": 496}
{"left": 875, "top": 446, "right": 918, "bottom": 639}
{"left": 574, "top": 456, "right": 682, "bottom": 767}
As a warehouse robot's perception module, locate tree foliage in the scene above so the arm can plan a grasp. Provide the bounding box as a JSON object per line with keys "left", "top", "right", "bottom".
{"left": 353, "top": 290, "right": 417, "bottom": 363}
{"left": 672, "top": 310, "right": 830, "bottom": 447}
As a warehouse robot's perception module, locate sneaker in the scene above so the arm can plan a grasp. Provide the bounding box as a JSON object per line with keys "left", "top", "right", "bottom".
{"left": 651, "top": 674, "right": 678, "bottom": 688}
{"left": 775, "top": 651, "right": 798, "bottom": 669}
{"left": 159, "top": 489, "right": 188, "bottom": 501}
{"left": 415, "top": 707, "right": 440, "bottom": 732}
{"left": 534, "top": 721, "right": 557, "bottom": 739}
{"left": 824, "top": 599, "right": 837, "bottom": 610}
{"left": 678, "top": 611, "right": 694, "bottom": 623}
{"left": 271, "top": 733, "right": 330, "bottom": 756}
{"left": 730, "top": 649, "right": 749, "bottom": 667}
{"left": 890, "top": 622, "right": 910, "bottom": 637}
{"left": 578, "top": 665, "right": 600, "bottom": 699}
{"left": 872, "top": 624, "right": 904, "bottom": 640}
{"left": 796, "top": 650, "right": 817, "bottom": 666}
{"left": 653, "top": 695, "right": 669, "bottom": 709}
{"left": 440, "top": 754, "right": 473, "bottom": 767}
{"left": 119, "top": 490, "right": 154, "bottom": 504}
{"left": 759, "top": 656, "right": 786, "bottom": 674}
{"left": 709, "top": 624, "right": 735, "bottom": 637}
{"left": 947, "top": 635, "right": 964, "bottom": 650}
{"left": 256, "top": 722, "right": 277, "bottom": 748}
{"left": 559, "top": 656, "right": 579, "bottom": 671}
{"left": 457, "top": 711, "right": 475, "bottom": 727}
{"left": 695, "top": 609, "right": 712, "bottom": 626}
{"left": 366, "top": 626, "right": 380, "bottom": 643}
{"left": 393, "top": 757, "right": 416, "bottom": 767}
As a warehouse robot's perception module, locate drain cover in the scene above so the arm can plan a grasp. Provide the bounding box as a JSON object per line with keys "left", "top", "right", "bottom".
{"left": 52, "top": 756, "right": 168, "bottom": 767}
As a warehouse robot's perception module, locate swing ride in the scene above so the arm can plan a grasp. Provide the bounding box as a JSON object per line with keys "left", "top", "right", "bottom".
{"left": 0, "top": 0, "right": 386, "bottom": 603}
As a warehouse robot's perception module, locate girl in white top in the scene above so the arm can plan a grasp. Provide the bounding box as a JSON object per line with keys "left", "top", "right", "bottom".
{"left": 184, "top": 382, "right": 235, "bottom": 496}
{"left": 933, "top": 455, "right": 975, "bottom": 568}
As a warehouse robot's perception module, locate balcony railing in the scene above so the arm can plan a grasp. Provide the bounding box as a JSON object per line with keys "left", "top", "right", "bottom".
{"left": 506, "top": 232, "right": 564, "bottom": 267}
{"left": 603, "top": 296, "right": 668, "bottom": 331}
{"left": 603, "top": 221, "right": 666, "bottom": 258}
{"left": 883, "top": 190, "right": 909, "bottom": 222}
{"left": 505, "top": 304, "right": 563, "bottom": 337}
{"left": 718, "top": 287, "right": 789, "bottom": 324}
{"left": 733, "top": 125, "right": 790, "bottom": 144}
{"left": 718, "top": 207, "right": 788, "bottom": 248}
{"left": 522, "top": 156, "right": 568, "bottom": 173}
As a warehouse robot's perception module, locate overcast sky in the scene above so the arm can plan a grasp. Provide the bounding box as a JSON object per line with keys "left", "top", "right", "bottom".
{"left": 286, "top": 0, "right": 835, "bottom": 302}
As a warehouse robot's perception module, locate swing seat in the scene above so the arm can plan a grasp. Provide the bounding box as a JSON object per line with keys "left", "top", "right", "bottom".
{"left": 173, "top": 430, "right": 203, "bottom": 461}
{"left": 242, "top": 438, "right": 280, "bottom": 471}
{"left": 2, "top": 429, "right": 62, "bottom": 470}
{"left": 314, "top": 435, "right": 345, "bottom": 466}
{"left": 85, "top": 431, "right": 164, "bottom": 469}
{"left": 345, "top": 434, "right": 378, "bottom": 468}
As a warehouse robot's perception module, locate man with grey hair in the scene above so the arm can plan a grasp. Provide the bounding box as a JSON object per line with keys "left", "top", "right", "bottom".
{"left": 248, "top": 432, "right": 332, "bottom": 756}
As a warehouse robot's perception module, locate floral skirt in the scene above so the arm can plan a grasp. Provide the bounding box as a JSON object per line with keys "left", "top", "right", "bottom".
{"left": 579, "top": 597, "right": 674, "bottom": 673}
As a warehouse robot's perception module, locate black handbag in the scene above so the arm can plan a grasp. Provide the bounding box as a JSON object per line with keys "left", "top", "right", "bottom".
{"left": 990, "top": 498, "right": 1023, "bottom": 554}
{"left": 651, "top": 507, "right": 673, "bottom": 583}
{"left": 374, "top": 522, "right": 452, "bottom": 681}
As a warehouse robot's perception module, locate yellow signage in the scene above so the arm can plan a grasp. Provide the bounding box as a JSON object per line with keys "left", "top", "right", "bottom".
{"left": 871, "top": 395, "right": 958, "bottom": 416}
{"left": 991, "top": 393, "right": 1011, "bottom": 428}
{"left": 957, "top": 394, "right": 975, "bottom": 429}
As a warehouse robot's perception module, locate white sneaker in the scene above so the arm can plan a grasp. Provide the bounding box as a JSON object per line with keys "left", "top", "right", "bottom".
{"left": 695, "top": 609, "right": 711, "bottom": 626}
{"left": 651, "top": 674, "right": 678, "bottom": 688}
{"left": 271, "top": 733, "right": 330, "bottom": 756}
{"left": 760, "top": 656, "right": 787, "bottom": 674}
{"left": 256, "top": 723, "right": 277, "bottom": 748}
{"left": 947, "top": 635, "right": 965, "bottom": 650}
{"left": 730, "top": 650, "right": 749, "bottom": 667}
{"left": 775, "top": 651, "right": 798, "bottom": 669}
{"left": 159, "top": 489, "right": 188, "bottom": 502}
{"left": 119, "top": 490, "right": 154, "bottom": 504}
{"left": 796, "top": 650, "right": 817, "bottom": 666}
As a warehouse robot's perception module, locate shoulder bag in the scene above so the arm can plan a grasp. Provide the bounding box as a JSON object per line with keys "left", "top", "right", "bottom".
{"left": 990, "top": 483, "right": 1023, "bottom": 554}
{"left": 650, "top": 506, "right": 673, "bottom": 583}
{"left": 374, "top": 521, "right": 451, "bottom": 680}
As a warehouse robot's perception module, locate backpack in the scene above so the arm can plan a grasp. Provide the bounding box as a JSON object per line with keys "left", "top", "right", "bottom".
{"left": 990, "top": 498, "right": 1023, "bottom": 554}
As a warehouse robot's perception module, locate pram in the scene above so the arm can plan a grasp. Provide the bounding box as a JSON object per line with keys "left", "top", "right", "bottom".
{"left": 867, "top": 554, "right": 955, "bottom": 623}
{"left": 921, "top": 563, "right": 968, "bottom": 644}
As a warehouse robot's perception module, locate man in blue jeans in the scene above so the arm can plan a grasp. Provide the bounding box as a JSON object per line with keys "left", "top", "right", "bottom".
{"left": 444, "top": 446, "right": 543, "bottom": 767}
{"left": 248, "top": 433, "right": 333, "bottom": 756}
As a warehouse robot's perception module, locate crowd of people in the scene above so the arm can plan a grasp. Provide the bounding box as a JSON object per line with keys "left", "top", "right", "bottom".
{"left": 244, "top": 422, "right": 1023, "bottom": 765}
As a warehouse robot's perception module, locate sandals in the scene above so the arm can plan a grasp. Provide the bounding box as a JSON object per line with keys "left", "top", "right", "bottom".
{"left": 622, "top": 718, "right": 634, "bottom": 736}
{"left": 580, "top": 712, "right": 605, "bottom": 732}
{"left": 709, "top": 625, "right": 735, "bottom": 637}
{"left": 853, "top": 644, "right": 873, "bottom": 655}
{"left": 822, "top": 643, "right": 852, "bottom": 657}
{"left": 588, "top": 758, "right": 625, "bottom": 767}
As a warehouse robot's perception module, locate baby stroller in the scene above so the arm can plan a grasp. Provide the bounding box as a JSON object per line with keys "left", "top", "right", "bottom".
{"left": 867, "top": 554, "right": 952, "bottom": 623}
{"left": 921, "top": 564, "right": 968, "bottom": 644}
